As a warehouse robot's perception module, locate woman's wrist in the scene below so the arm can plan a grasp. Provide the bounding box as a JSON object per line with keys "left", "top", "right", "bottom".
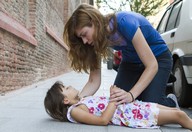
{"left": 128, "top": 91, "right": 135, "bottom": 102}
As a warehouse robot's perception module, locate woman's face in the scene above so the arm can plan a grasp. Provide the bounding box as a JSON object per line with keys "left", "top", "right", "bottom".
{"left": 76, "top": 25, "right": 95, "bottom": 46}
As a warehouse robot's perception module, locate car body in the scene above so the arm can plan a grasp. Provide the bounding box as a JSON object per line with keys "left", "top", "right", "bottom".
{"left": 156, "top": 0, "right": 192, "bottom": 107}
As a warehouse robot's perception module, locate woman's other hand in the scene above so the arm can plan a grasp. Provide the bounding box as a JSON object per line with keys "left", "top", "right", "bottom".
{"left": 110, "top": 85, "right": 134, "bottom": 105}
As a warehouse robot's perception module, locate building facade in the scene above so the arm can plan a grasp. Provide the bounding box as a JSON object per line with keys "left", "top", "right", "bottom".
{"left": 0, "top": 0, "right": 93, "bottom": 93}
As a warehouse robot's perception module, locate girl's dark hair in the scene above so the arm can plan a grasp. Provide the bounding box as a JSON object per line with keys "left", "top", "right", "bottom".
{"left": 44, "top": 81, "right": 70, "bottom": 122}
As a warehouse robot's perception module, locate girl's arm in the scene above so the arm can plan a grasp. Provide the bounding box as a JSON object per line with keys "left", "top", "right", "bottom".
{"left": 79, "top": 68, "right": 101, "bottom": 98}
{"left": 70, "top": 101, "right": 116, "bottom": 125}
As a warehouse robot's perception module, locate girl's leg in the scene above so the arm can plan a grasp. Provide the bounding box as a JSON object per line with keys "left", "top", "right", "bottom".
{"left": 157, "top": 103, "right": 178, "bottom": 110}
{"left": 157, "top": 104, "right": 192, "bottom": 130}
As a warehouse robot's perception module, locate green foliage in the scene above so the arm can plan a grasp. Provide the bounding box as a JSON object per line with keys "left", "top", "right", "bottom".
{"left": 95, "top": 0, "right": 166, "bottom": 17}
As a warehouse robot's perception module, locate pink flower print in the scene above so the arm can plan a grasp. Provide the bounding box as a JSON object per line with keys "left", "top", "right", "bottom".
{"left": 120, "top": 122, "right": 126, "bottom": 126}
{"left": 132, "top": 109, "right": 138, "bottom": 119}
{"left": 100, "top": 97, "right": 106, "bottom": 100}
{"left": 132, "top": 109, "right": 143, "bottom": 120}
{"left": 98, "top": 103, "right": 105, "bottom": 110}
{"left": 133, "top": 102, "right": 138, "bottom": 106}
{"left": 145, "top": 103, "right": 150, "bottom": 108}
{"left": 136, "top": 114, "right": 143, "bottom": 119}
{"left": 120, "top": 113, "right": 124, "bottom": 118}
{"left": 89, "top": 107, "right": 94, "bottom": 114}
{"left": 132, "top": 109, "right": 138, "bottom": 114}
{"left": 133, "top": 113, "right": 143, "bottom": 120}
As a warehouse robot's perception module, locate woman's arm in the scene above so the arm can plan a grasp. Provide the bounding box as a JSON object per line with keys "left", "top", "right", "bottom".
{"left": 110, "top": 28, "right": 158, "bottom": 104}
{"left": 71, "top": 101, "right": 116, "bottom": 125}
{"left": 78, "top": 68, "right": 101, "bottom": 98}
{"left": 130, "top": 27, "right": 158, "bottom": 98}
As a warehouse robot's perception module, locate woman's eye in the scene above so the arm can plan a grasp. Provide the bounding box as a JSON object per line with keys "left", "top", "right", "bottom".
{"left": 82, "top": 32, "right": 87, "bottom": 37}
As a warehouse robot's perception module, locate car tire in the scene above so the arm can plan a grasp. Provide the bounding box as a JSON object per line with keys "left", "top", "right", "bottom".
{"left": 173, "top": 59, "right": 192, "bottom": 107}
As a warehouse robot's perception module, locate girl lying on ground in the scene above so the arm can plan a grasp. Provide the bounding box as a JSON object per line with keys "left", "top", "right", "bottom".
{"left": 44, "top": 81, "right": 192, "bottom": 130}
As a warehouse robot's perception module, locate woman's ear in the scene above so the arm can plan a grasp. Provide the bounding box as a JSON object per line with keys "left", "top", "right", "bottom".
{"left": 63, "top": 97, "right": 70, "bottom": 105}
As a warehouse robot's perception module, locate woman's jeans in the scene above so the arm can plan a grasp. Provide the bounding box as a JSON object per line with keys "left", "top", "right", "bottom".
{"left": 114, "top": 50, "right": 176, "bottom": 107}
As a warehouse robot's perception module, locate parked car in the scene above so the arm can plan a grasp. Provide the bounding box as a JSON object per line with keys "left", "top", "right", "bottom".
{"left": 112, "top": 50, "right": 122, "bottom": 72}
{"left": 107, "top": 49, "right": 122, "bottom": 71}
{"left": 156, "top": 0, "right": 192, "bottom": 107}
{"left": 107, "top": 48, "right": 114, "bottom": 70}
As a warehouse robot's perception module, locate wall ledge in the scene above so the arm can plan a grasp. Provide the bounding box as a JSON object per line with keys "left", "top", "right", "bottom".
{"left": 0, "top": 11, "right": 37, "bottom": 46}
{"left": 45, "top": 25, "right": 69, "bottom": 51}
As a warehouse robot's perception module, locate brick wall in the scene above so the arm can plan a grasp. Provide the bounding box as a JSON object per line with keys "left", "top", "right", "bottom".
{"left": 0, "top": 0, "right": 89, "bottom": 93}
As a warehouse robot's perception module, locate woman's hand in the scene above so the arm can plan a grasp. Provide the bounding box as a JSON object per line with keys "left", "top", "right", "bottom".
{"left": 110, "top": 85, "right": 134, "bottom": 105}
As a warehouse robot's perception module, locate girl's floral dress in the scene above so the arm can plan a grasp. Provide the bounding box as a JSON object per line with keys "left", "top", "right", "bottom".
{"left": 67, "top": 96, "right": 159, "bottom": 128}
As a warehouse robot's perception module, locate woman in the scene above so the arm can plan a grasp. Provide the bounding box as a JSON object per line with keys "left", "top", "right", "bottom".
{"left": 63, "top": 3, "right": 177, "bottom": 107}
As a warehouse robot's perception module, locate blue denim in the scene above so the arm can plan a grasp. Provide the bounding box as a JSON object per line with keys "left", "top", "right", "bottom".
{"left": 114, "top": 50, "right": 176, "bottom": 107}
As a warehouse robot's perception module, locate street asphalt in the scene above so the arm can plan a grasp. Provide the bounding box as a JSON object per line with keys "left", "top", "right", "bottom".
{"left": 0, "top": 63, "right": 191, "bottom": 132}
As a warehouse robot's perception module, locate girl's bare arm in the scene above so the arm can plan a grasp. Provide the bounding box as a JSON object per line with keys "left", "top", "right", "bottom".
{"left": 71, "top": 101, "right": 116, "bottom": 125}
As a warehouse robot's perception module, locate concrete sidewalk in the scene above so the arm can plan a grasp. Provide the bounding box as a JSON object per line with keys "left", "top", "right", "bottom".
{"left": 0, "top": 63, "right": 191, "bottom": 132}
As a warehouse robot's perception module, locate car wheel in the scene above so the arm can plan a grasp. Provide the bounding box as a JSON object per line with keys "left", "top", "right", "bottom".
{"left": 173, "top": 59, "right": 192, "bottom": 107}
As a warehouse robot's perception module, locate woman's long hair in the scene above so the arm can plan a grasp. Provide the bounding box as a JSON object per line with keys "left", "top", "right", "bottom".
{"left": 63, "top": 3, "right": 116, "bottom": 73}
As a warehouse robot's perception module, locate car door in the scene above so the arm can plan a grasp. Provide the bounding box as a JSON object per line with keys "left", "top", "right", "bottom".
{"left": 157, "top": 1, "right": 182, "bottom": 52}
{"left": 157, "top": 7, "right": 173, "bottom": 51}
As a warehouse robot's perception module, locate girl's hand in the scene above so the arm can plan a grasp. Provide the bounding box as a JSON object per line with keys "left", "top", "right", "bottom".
{"left": 110, "top": 85, "right": 133, "bottom": 105}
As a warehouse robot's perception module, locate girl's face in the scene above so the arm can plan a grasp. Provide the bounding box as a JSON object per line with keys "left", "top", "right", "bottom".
{"left": 61, "top": 85, "right": 79, "bottom": 100}
{"left": 76, "top": 25, "right": 95, "bottom": 46}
